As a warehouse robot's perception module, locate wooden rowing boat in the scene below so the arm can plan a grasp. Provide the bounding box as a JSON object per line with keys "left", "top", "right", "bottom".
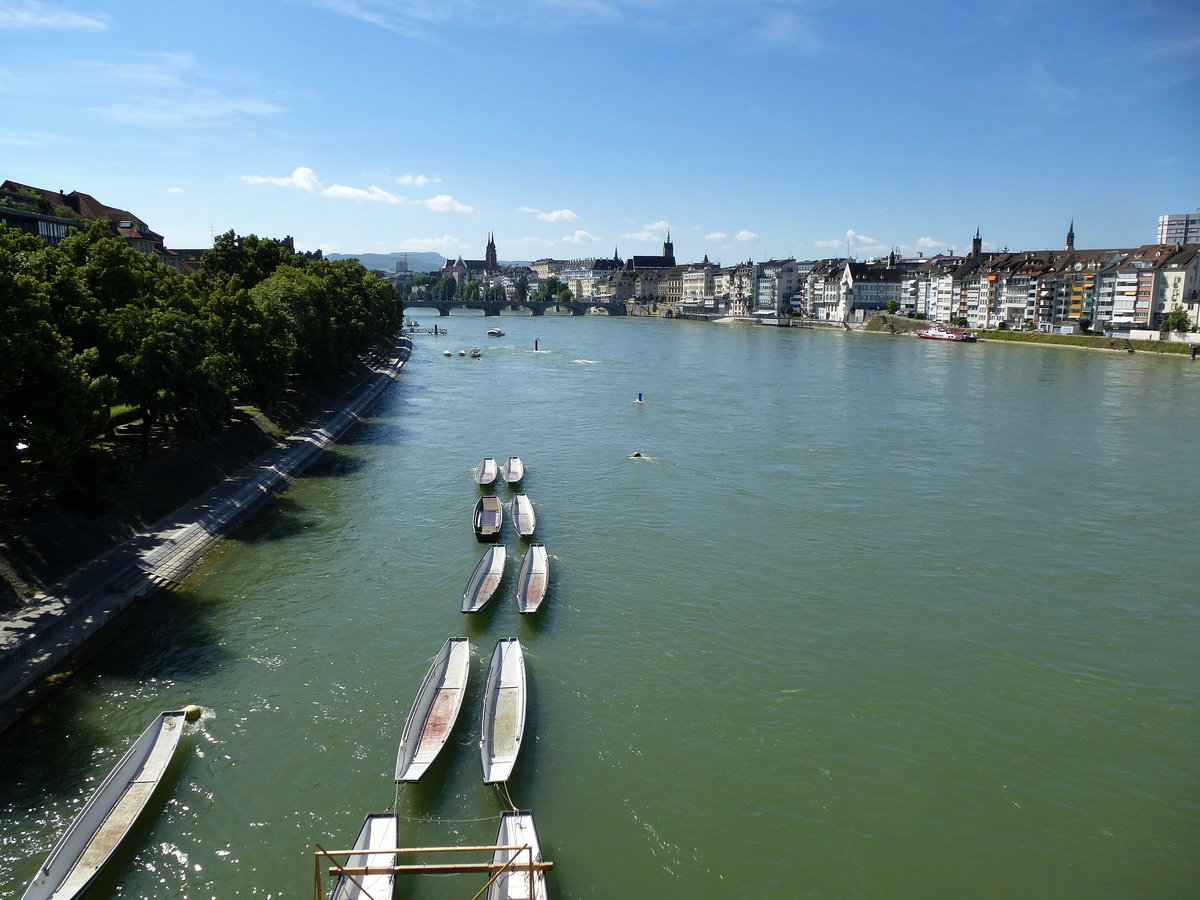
{"left": 515, "top": 544, "right": 549, "bottom": 614}
{"left": 474, "top": 496, "right": 503, "bottom": 542}
{"left": 486, "top": 809, "right": 548, "bottom": 900}
{"left": 479, "top": 639, "right": 527, "bottom": 784}
{"left": 475, "top": 457, "right": 498, "bottom": 485}
{"left": 395, "top": 638, "right": 471, "bottom": 783}
{"left": 511, "top": 494, "right": 536, "bottom": 538}
{"left": 501, "top": 456, "right": 524, "bottom": 485}
{"left": 328, "top": 812, "right": 397, "bottom": 900}
{"left": 463, "top": 545, "right": 507, "bottom": 613}
{"left": 22, "top": 706, "right": 202, "bottom": 900}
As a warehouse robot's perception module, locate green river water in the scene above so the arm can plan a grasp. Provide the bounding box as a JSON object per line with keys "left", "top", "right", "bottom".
{"left": 1, "top": 313, "right": 1197, "bottom": 898}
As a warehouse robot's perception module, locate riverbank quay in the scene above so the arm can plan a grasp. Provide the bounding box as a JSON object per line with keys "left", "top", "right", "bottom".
{"left": 0, "top": 336, "right": 412, "bottom": 732}
{"left": 863, "top": 314, "right": 1197, "bottom": 353}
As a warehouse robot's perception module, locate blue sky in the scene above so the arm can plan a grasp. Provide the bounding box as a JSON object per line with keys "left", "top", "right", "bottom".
{"left": 2, "top": 0, "right": 1197, "bottom": 263}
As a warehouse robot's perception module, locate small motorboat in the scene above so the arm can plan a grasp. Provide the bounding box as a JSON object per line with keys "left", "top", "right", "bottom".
{"left": 479, "top": 638, "right": 527, "bottom": 784}
{"left": 501, "top": 456, "right": 524, "bottom": 485}
{"left": 487, "top": 328, "right": 505, "bottom": 337}
{"left": 475, "top": 457, "right": 499, "bottom": 486}
{"left": 515, "top": 544, "right": 549, "bottom": 614}
{"left": 463, "top": 545, "right": 506, "bottom": 613}
{"left": 473, "top": 495, "right": 504, "bottom": 542}
{"left": 394, "top": 638, "right": 471, "bottom": 783}
{"left": 469, "top": 347, "right": 483, "bottom": 358}
{"left": 917, "top": 323, "right": 976, "bottom": 342}
{"left": 22, "top": 706, "right": 202, "bottom": 900}
{"left": 328, "top": 812, "right": 397, "bottom": 900}
{"left": 511, "top": 494, "right": 536, "bottom": 538}
{"left": 486, "top": 810, "right": 549, "bottom": 900}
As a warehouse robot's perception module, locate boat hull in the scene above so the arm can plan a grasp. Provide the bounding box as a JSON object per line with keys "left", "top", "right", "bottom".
{"left": 463, "top": 545, "right": 507, "bottom": 613}
{"left": 487, "top": 810, "right": 548, "bottom": 900}
{"left": 22, "top": 710, "right": 192, "bottom": 900}
{"left": 480, "top": 639, "right": 527, "bottom": 784}
{"left": 395, "top": 638, "right": 471, "bottom": 782}
{"left": 475, "top": 457, "right": 498, "bottom": 486}
{"left": 328, "top": 812, "right": 397, "bottom": 900}
{"left": 501, "top": 456, "right": 524, "bottom": 485}
{"left": 474, "top": 496, "right": 504, "bottom": 542}
{"left": 516, "top": 544, "right": 549, "bottom": 614}
{"left": 511, "top": 494, "right": 536, "bottom": 538}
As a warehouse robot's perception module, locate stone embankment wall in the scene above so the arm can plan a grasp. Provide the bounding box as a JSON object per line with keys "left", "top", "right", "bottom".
{"left": 0, "top": 337, "right": 411, "bottom": 729}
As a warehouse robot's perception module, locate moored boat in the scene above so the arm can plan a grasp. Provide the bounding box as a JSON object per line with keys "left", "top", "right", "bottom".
{"left": 474, "top": 496, "right": 504, "bottom": 542}
{"left": 463, "top": 545, "right": 507, "bottom": 613}
{"left": 515, "top": 544, "right": 549, "bottom": 614}
{"left": 486, "top": 810, "right": 548, "bottom": 900}
{"left": 487, "top": 328, "right": 505, "bottom": 337}
{"left": 479, "top": 638, "right": 527, "bottom": 784}
{"left": 475, "top": 457, "right": 498, "bottom": 486}
{"left": 501, "top": 456, "right": 524, "bottom": 485}
{"left": 511, "top": 494, "right": 536, "bottom": 538}
{"left": 469, "top": 347, "right": 483, "bottom": 358}
{"left": 917, "top": 323, "right": 976, "bottom": 342}
{"left": 328, "top": 812, "right": 397, "bottom": 900}
{"left": 22, "top": 706, "right": 202, "bottom": 900}
{"left": 394, "top": 638, "right": 471, "bottom": 783}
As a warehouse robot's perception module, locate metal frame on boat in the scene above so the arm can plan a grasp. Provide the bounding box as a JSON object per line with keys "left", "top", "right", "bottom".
{"left": 464, "top": 545, "right": 507, "bottom": 613}
{"left": 515, "top": 544, "right": 549, "bottom": 614}
{"left": 474, "top": 496, "right": 504, "bottom": 542}
{"left": 479, "top": 639, "right": 527, "bottom": 784}
{"left": 511, "top": 494, "right": 536, "bottom": 538}
{"left": 394, "top": 638, "right": 471, "bottom": 783}
{"left": 486, "top": 810, "right": 549, "bottom": 900}
{"left": 22, "top": 706, "right": 201, "bottom": 900}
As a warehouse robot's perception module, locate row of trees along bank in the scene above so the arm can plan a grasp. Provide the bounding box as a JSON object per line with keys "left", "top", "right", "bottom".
{"left": 1, "top": 224, "right": 404, "bottom": 499}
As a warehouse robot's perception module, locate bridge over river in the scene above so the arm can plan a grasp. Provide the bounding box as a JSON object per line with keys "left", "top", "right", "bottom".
{"left": 402, "top": 298, "right": 628, "bottom": 317}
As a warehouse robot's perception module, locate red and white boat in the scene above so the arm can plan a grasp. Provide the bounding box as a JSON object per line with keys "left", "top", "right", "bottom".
{"left": 917, "top": 323, "right": 977, "bottom": 342}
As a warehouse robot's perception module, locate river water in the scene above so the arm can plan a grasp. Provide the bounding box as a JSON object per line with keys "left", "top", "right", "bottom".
{"left": 2, "top": 313, "right": 1197, "bottom": 899}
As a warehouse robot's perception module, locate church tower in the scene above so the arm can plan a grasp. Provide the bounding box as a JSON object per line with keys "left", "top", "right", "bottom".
{"left": 971, "top": 228, "right": 982, "bottom": 259}
{"left": 662, "top": 231, "right": 674, "bottom": 263}
{"left": 485, "top": 232, "right": 498, "bottom": 271}
{"left": 1065, "top": 220, "right": 1075, "bottom": 252}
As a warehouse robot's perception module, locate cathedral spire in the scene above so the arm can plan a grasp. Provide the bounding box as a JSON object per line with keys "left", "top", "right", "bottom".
{"left": 485, "top": 231, "right": 497, "bottom": 271}
{"left": 1065, "top": 219, "right": 1075, "bottom": 252}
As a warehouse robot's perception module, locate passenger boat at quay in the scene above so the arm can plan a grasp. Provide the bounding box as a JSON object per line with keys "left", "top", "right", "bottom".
{"left": 917, "top": 323, "right": 978, "bottom": 342}
{"left": 394, "top": 638, "right": 471, "bottom": 783}
{"left": 22, "top": 706, "right": 202, "bottom": 900}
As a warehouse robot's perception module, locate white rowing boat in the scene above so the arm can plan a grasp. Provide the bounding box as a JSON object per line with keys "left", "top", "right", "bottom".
{"left": 463, "top": 545, "right": 506, "bottom": 613}
{"left": 395, "top": 638, "right": 471, "bottom": 783}
{"left": 486, "top": 810, "right": 548, "bottom": 900}
{"left": 501, "top": 456, "right": 524, "bottom": 485}
{"left": 22, "top": 706, "right": 202, "bottom": 900}
{"left": 515, "top": 544, "right": 549, "bottom": 614}
{"left": 328, "top": 812, "right": 397, "bottom": 900}
{"left": 511, "top": 494, "right": 536, "bottom": 538}
{"left": 479, "top": 639, "right": 527, "bottom": 784}
{"left": 475, "top": 457, "right": 498, "bottom": 486}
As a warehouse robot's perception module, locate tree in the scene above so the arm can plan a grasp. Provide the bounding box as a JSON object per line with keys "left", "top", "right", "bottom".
{"left": 886, "top": 300, "right": 900, "bottom": 314}
{"left": 515, "top": 276, "right": 529, "bottom": 304}
{"left": 1160, "top": 306, "right": 1191, "bottom": 333}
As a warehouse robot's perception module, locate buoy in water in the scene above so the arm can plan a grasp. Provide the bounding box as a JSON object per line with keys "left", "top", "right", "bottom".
{"left": 183, "top": 704, "right": 203, "bottom": 722}
{"left": 635, "top": 392, "right": 644, "bottom": 403}
{"left": 630, "top": 451, "right": 642, "bottom": 458}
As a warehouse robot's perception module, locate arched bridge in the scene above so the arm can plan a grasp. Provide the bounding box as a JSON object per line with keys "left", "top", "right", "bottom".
{"left": 403, "top": 299, "right": 628, "bottom": 317}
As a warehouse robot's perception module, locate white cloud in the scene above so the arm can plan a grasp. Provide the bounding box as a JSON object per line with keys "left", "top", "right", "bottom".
{"left": 814, "top": 229, "right": 885, "bottom": 255}
{"left": 705, "top": 231, "right": 728, "bottom": 241}
{"left": 563, "top": 230, "right": 599, "bottom": 244}
{"left": 643, "top": 220, "right": 670, "bottom": 232}
{"left": 424, "top": 193, "right": 472, "bottom": 212}
{"left": 0, "top": 1, "right": 106, "bottom": 30}
{"left": 539, "top": 208, "right": 578, "bottom": 222}
{"left": 619, "top": 230, "right": 660, "bottom": 242}
{"left": 397, "top": 173, "right": 440, "bottom": 186}
{"left": 167, "top": 186, "right": 184, "bottom": 194}
{"left": 517, "top": 206, "right": 541, "bottom": 214}
{"left": 734, "top": 230, "right": 758, "bottom": 242}
{"left": 916, "top": 236, "right": 956, "bottom": 252}
{"left": 241, "top": 166, "right": 404, "bottom": 203}
{"left": 403, "top": 235, "right": 462, "bottom": 251}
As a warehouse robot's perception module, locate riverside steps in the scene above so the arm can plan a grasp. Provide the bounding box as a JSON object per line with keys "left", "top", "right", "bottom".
{"left": 0, "top": 336, "right": 412, "bottom": 731}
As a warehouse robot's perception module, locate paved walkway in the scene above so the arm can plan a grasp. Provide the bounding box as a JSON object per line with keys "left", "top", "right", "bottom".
{"left": 0, "top": 339, "right": 410, "bottom": 729}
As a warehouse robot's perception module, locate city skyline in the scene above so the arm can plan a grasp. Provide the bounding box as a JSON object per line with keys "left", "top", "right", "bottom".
{"left": 2, "top": 0, "right": 1197, "bottom": 261}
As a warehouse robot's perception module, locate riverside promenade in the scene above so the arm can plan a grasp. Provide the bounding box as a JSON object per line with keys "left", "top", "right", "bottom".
{"left": 0, "top": 336, "right": 411, "bottom": 731}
